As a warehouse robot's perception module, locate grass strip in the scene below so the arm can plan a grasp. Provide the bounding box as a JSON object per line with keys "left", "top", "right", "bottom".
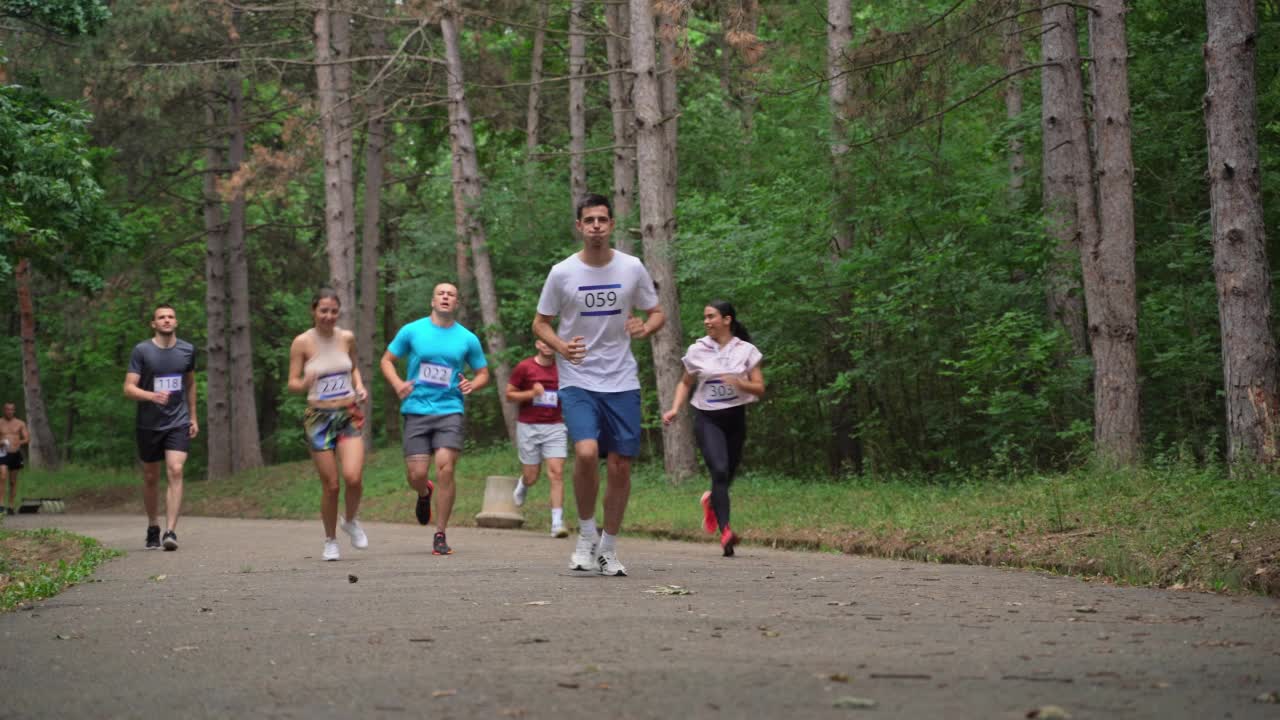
{"left": 0, "top": 528, "right": 123, "bottom": 612}
{"left": 17, "top": 445, "right": 1280, "bottom": 595}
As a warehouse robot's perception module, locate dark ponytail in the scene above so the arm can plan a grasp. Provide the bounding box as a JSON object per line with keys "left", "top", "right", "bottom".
{"left": 709, "top": 299, "right": 751, "bottom": 343}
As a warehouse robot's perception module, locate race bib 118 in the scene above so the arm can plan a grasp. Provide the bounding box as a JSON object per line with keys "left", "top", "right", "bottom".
{"left": 155, "top": 374, "right": 183, "bottom": 393}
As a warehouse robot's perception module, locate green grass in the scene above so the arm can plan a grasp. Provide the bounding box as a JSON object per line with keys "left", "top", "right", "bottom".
{"left": 0, "top": 528, "right": 122, "bottom": 611}
{"left": 13, "top": 445, "right": 1280, "bottom": 595}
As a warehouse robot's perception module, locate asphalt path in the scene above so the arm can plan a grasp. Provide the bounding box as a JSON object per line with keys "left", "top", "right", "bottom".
{"left": 1, "top": 514, "right": 1277, "bottom": 719}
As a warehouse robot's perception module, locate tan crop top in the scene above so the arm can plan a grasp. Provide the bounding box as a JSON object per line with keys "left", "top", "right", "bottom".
{"left": 304, "top": 328, "right": 355, "bottom": 403}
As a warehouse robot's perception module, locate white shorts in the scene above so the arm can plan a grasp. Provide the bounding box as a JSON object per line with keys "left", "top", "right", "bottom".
{"left": 516, "top": 421, "right": 568, "bottom": 465}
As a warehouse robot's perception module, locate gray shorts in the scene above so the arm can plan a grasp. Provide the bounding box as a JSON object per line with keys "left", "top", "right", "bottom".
{"left": 516, "top": 421, "right": 568, "bottom": 465}
{"left": 402, "top": 413, "right": 465, "bottom": 457}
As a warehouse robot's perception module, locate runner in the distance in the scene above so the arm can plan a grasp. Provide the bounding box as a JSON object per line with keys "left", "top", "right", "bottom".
{"left": 533, "top": 193, "right": 664, "bottom": 576}
{"left": 505, "top": 339, "right": 569, "bottom": 538}
{"left": 380, "top": 282, "right": 489, "bottom": 556}
{"left": 662, "top": 300, "right": 764, "bottom": 556}
{"left": 0, "top": 403, "right": 30, "bottom": 515}
{"left": 123, "top": 304, "right": 198, "bottom": 551}
{"left": 287, "top": 288, "right": 370, "bottom": 562}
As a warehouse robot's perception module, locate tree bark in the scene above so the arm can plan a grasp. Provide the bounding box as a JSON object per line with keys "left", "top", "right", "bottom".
{"left": 202, "top": 103, "right": 232, "bottom": 481}
{"left": 827, "top": 0, "right": 853, "bottom": 255}
{"left": 332, "top": 0, "right": 358, "bottom": 327}
{"left": 604, "top": 0, "right": 637, "bottom": 253}
{"left": 632, "top": 0, "right": 697, "bottom": 482}
{"left": 1204, "top": 0, "right": 1278, "bottom": 464}
{"left": 526, "top": 0, "right": 548, "bottom": 154}
{"left": 568, "top": 0, "right": 588, "bottom": 208}
{"left": 441, "top": 1, "right": 518, "bottom": 443}
{"left": 1002, "top": 0, "right": 1026, "bottom": 204}
{"left": 315, "top": 0, "right": 356, "bottom": 330}
{"left": 358, "top": 0, "right": 388, "bottom": 450}
{"left": 225, "top": 64, "right": 264, "bottom": 472}
{"left": 1086, "top": 0, "right": 1140, "bottom": 465}
{"left": 450, "top": 135, "right": 474, "bottom": 327}
{"left": 14, "top": 259, "right": 58, "bottom": 469}
{"left": 1040, "top": 0, "right": 1088, "bottom": 358}
{"left": 382, "top": 220, "right": 401, "bottom": 442}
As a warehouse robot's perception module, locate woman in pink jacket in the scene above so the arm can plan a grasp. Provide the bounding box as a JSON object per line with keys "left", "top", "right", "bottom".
{"left": 662, "top": 301, "right": 766, "bottom": 556}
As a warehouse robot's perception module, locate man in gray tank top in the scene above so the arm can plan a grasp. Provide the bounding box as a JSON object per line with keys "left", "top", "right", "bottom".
{"left": 123, "top": 304, "right": 198, "bottom": 551}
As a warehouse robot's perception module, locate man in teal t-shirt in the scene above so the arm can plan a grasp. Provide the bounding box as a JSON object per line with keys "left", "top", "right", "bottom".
{"left": 380, "top": 282, "right": 489, "bottom": 555}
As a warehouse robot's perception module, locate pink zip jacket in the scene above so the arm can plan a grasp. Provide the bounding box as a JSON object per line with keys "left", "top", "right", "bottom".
{"left": 681, "top": 336, "right": 763, "bottom": 412}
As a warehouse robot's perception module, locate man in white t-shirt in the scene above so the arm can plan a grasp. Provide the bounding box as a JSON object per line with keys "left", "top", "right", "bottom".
{"left": 532, "top": 193, "right": 665, "bottom": 576}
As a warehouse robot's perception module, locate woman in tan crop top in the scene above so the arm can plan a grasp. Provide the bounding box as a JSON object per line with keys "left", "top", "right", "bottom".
{"left": 287, "top": 288, "right": 370, "bottom": 561}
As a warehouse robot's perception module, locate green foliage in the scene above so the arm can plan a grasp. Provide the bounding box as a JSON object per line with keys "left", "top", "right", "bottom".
{"left": 0, "top": 85, "right": 125, "bottom": 282}
{"left": 0, "top": 0, "right": 109, "bottom": 37}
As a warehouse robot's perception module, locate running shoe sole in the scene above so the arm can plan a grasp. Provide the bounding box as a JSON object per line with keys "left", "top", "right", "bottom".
{"left": 416, "top": 481, "right": 434, "bottom": 526}
{"left": 162, "top": 533, "right": 178, "bottom": 551}
{"left": 701, "top": 491, "right": 716, "bottom": 535}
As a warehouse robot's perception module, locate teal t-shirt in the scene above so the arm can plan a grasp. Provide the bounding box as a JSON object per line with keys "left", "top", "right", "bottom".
{"left": 387, "top": 317, "right": 488, "bottom": 416}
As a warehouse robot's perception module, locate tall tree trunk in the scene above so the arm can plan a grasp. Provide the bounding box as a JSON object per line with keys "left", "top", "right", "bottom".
{"left": 332, "top": 0, "right": 358, "bottom": 326}
{"left": 441, "top": 1, "right": 518, "bottom": 443}
{"left": 1087, "top": 0, "right": 1140, "bottom": 465}
{"left": 526, "top": 0, "right": 548, "bottom": 154}
{"left": 14, "top": 259, "right": 58, "bottom": 469}
{"left": 202, "top": 103, "right": 232, "bottom": 481}
{"left": 827, "top": 0, "right": 853, "bottom": 255}
{"left": 382, "top": 220, "right": 401, "bottom": 442}
{"left": 632, "top": 0, "right": 697, "bottom": 482}
{"left": 450, "top": 136, "right": 474, "bottom": 327}
{"left": 604, "top": 0, "right": 637, "bottom": 253}
{"left": 568, "top": 0, "right": 588, "bottom": 208}
{"left": 226, "top": 66, "right": 264, "bottom": 472}
{"left": 1204, "top": 0, "right": 1277, "bottom": 464}
{"left": 1040, "top": 0, "right": 1088, "bottom": 358}
{"left": 1002, "top": 0, "right": 1026, "bottom": 204}
{"left": 721, "top": 0, "right": 761, "bottom": 136}
{"left": 315, "top": 0, "right": 356, "bottom": 330}
{"left": 358, "top": 1, "right": 388, "bottom": 450}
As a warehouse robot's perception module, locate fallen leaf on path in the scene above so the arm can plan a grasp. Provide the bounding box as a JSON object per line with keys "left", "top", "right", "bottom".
{"left": 1025, "top": 706, "right": 1071, "bottom": 719}
{"left": 595, "top": 682, "right": 610, "bottom": 690}
{"left": 408, "top": 638, "right": 433, "bottom": 643}
{"left": 1073, "top": 607, "right": 1097, "bottom": 614}
{"left": 869, "top": 673, "right": 931, "bottom": 680}
{"left": 832, "top": 696, "right": 877, "bottom": 709}
{"left": 54, "top": 634, "right": 76, "bottom": 640}
{"left": 431, "top": 689, "right": 456, "bottom": 698}
{"left": 525, "top": 601, "right": 551, "bottom": 606}
{"left": 1194, "top": 639, "right": 1251, "bottom": 648}
{"left": 646, "top": 585, "right": 692, "bottom": 596}
{"left": 557, "top": 682, "right": 580, "bottom": 689}
{"left": 171, "top": 646, "right": 198, "bottom": 652}
{"left": 1255, "top": 691, "right": 1280, "bottom": 704}
{"left": 348, "top": 575, "right": 358, "bottom": 584}
{"left": 825, "top": 673, "right": 850, "bottom": 683}
{"left": 517, "top": 637, "right": 550, "bottom": 644}
{"left": 827, "top": 601, "right": 854, "bottom": 606}
{"left": 151, "top": 575, "right": 166, "bottom": 582}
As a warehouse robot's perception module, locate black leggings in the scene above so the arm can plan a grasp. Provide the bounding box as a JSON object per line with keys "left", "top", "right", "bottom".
{"left": 694, "top": 405, "right": 747, "bottom": 531}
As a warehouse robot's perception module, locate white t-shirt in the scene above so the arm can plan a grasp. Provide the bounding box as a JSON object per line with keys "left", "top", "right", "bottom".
{"left": 681, "top": 336, "right": 764, "bottom": 411}
{"left": 537, "top": 249, "right": 660, "bottom": 392}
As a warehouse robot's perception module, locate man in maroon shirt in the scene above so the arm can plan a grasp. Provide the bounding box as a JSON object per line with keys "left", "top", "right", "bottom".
{"left": 505, "top": 339, "right": 569, "bottom": 537}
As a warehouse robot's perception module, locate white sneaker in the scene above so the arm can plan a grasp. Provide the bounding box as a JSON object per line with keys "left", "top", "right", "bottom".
{"left": 596, "top": 550, "right": 627, "bottom": 577}
{"left": 550, "top": 523, "right": 569, "bottom": 538}
{"left": 323, "top": 538, "right": 340, "bottom": 561}
{"left": 339, "top": 517, "right": 368, "bottom": 549}
{"left": 513, "top": 481, "right": 529, "bottom": 507}
{"left": 569, "top": 534, "right": 597, "bottom": 571}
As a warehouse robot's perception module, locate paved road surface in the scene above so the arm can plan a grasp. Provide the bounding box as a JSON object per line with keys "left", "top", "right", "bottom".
{"left": 1, "top": 514, "right": 1277, "bottom": 719}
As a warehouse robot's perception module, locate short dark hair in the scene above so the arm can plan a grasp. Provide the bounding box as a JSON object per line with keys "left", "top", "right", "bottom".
{"left": 311, "top": 287, "right": 340, "bottom": 310}
{"left": 576, "top": 193, "right": 612, "bottom": 220}
{"left": 152, "top": 303, "right": 175, "bottom": 318}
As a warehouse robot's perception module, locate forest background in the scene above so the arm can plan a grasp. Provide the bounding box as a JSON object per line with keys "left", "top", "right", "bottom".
{"left": 0, "top": 0, "right": 1277, "bottom": 487}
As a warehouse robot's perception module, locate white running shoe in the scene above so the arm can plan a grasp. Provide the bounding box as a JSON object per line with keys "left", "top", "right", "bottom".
{"left": 550, "top": 523, "right": 569, "bottom": 538}
{"left": 323, "top": 538, "right": 340, "bottom": 561}
{"left": 339, "top": 517, "right": 368, "bottom": 549}
{"left": 513, "top": 481, "right": 529, "bottom": 507}
{"left": 596, "top": 550, "right": 627, "bottom": 577}
{"left": 569, "top": 534, "right": 597, "bottom": 571}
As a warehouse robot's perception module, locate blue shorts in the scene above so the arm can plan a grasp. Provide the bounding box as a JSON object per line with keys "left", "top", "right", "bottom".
{"left": 559, "top": 387, "right": 642, "bottom": 458}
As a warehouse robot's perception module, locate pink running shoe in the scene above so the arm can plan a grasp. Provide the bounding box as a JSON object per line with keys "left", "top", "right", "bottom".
{"left": 700, "top": 491, "right": 717, "bottom": 535}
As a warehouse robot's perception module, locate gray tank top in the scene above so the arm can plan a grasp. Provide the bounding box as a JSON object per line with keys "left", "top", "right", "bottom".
{"left": 305, "top": 329, "right": 355, "bottom": 403}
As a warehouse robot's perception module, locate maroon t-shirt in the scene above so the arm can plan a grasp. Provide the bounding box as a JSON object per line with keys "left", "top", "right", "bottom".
{"left": 509, "top": 356, "right": 562, "bottom": 424}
